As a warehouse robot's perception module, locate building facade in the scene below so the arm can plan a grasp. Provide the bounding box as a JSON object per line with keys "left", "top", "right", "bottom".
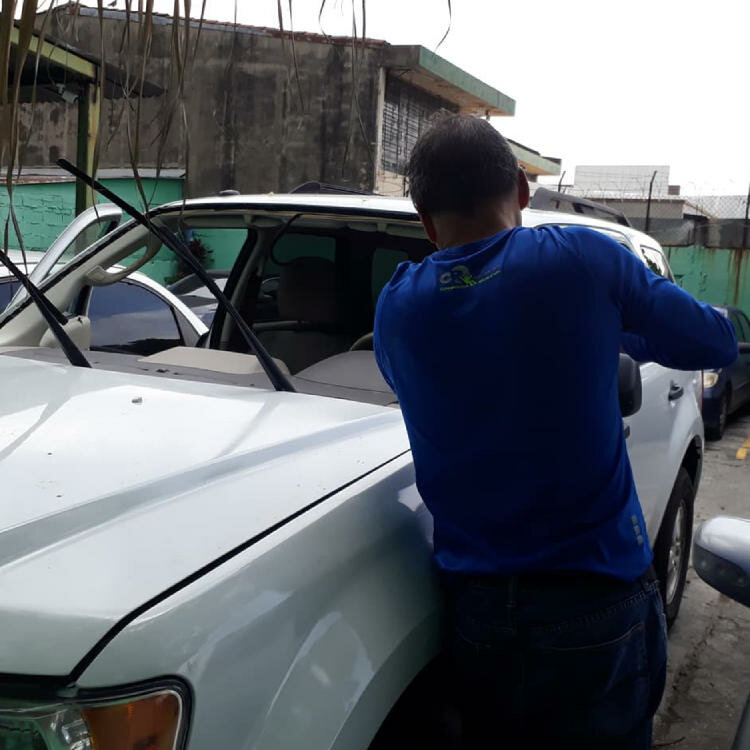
{"left": 23, "top": 5, "right": 559, "bottom": 201}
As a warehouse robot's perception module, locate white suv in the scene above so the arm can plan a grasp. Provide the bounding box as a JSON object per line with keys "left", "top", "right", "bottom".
{"left": 0, "top": 194, "right": 702, "bottom": 750}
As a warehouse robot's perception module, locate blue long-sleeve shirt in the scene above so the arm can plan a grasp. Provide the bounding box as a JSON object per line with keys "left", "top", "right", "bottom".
{"left": 374, "top": 225, "right": 737, "bottom": 580}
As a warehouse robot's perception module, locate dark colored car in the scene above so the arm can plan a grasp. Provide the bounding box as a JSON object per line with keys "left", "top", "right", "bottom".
{"left": 702, "top": 305, "right": 750, "bottom": 439}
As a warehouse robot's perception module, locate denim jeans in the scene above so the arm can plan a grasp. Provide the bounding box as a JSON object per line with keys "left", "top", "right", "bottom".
{"left": 442, "top": 568, "right": 668, "bottom": 749}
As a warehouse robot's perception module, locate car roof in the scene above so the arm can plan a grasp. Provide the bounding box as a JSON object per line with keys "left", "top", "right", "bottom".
{"left": 149, "top": 193, "right": 662, "bottom": 248}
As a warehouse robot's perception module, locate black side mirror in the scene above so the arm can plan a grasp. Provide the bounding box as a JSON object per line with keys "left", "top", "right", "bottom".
{"left": 618, "top": 354, "right": 642, "bottom": 417}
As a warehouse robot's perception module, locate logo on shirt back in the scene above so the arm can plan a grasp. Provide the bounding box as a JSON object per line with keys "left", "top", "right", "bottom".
{"left": 439, "top": 264, "right": 501, "bottom": 291}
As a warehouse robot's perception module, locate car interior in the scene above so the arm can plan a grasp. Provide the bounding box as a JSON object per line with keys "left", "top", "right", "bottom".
{"left": 0, "top": 208, "right": 436, "bottom": 407}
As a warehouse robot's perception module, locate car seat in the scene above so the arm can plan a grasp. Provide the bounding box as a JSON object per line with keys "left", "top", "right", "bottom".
{"left": 255, "top": 256, "right": 355, "bottom": 373}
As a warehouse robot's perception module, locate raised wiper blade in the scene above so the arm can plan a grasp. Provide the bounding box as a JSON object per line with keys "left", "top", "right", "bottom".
{"left": 0, "top": 250, "right": 89, "bottom": 368}
{"left": 57, "top": 158, "right": 294, "bottom": 393}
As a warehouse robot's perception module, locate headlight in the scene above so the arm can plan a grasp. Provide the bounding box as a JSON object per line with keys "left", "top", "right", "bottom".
{"left": 0, "top": 685, "right": 187, "bottom": 750}
{"left": 703, "top": 371, "right": 719, "bottom": 389}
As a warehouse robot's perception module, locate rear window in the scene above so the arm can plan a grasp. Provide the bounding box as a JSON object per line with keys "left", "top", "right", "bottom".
{"left": 268, "top": 233, "right": 335, "bottom": 269}
{"left": 641, "top": 245, "right": 670, "bottom": 279}
{"left": 371, "top": 248, "right": 409, "bottom": 304}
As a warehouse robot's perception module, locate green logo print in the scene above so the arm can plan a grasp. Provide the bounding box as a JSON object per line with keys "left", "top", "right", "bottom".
{"left": 439, "top": 264, "right": 500, "bottom": 291}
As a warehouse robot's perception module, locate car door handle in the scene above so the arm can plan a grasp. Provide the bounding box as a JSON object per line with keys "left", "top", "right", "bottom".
{"left": 668, "top": 382, "right": 684, "bottom": 400}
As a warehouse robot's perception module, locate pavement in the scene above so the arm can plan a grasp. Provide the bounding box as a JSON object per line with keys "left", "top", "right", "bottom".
{"left": 654, "top": 405, "right": 750, "bottom": 749}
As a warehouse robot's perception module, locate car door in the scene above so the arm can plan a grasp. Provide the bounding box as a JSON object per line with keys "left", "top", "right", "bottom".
{"left": 26, "top": 204, "right": 122, "bottom": 285}
{"left": 534, "top": 224, "right": 676, "bottom": 535}
{"left": 623, "top": 244, "right": 690, "bottom": 539}
{"left": 731, "top": 310, "right": 750, "bottom": 406}
{"left": 85, "top": 279, "right": 185, "bottom": 356}
{"left": 624, "top": 361, "right": 683, "bottom": 540}
{"left": 9, "top": 204, "right": 122, "bottom": 310}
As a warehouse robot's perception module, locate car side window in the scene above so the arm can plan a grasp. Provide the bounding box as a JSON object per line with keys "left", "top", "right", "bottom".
{"left": 88, "top": 281, "right": 183, "bottom": 356}
{"left": 640, "top": 245, "right": 670, "bottom": 279}
{"left": 371, "top": 248, "right": 409, "bottom": 305}
{"left": 727, "top": 312, "right": 744, "bottom": 343}
{"left": 735, "top": 311, "right": 750, "bottom": 343}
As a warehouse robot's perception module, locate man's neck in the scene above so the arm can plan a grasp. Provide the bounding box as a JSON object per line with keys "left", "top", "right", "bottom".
{"left": 432, "top": 203, "right": 521, "bottom": 250}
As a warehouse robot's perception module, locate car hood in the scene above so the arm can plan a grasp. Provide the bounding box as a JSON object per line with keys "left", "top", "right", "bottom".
{"left": 0, "top": 355, "right": 409, "bottom": 677}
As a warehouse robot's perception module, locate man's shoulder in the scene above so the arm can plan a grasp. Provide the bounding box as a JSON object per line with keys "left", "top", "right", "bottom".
{"left": 375, "top": 260, "right": 418, "bottom": 317}
{"left": 534, "top": 224, "right": 625, "bottom": 266}
{"left": 531, "top": 223, "right": 606, "bottom": 245}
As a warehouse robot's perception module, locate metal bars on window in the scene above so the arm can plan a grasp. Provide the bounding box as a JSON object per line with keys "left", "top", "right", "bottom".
{"left": 381, "top": 76, "right": 456, "bottom": 176}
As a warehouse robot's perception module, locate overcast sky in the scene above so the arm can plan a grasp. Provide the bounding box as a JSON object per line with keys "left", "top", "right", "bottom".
{"left": 72, "top": 0, "right": 749, "bottom": 194}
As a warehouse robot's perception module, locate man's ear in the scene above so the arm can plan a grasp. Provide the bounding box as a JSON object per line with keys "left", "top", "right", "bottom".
{"left": 418, "top": 210, "right": 438, "bottom": 246}
{"left": 517, "top": 168, "right": 530, "bottom": 210}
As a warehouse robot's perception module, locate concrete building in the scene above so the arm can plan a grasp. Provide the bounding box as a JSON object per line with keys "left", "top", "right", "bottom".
{"left": 560, "top": 165, "right": 703, "bottom": 240}
{"left": 23, "top": 4, "right": 559, "bottom": 201}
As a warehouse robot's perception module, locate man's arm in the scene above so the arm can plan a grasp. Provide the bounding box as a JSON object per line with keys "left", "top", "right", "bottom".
{"left": 373, "top": 291, "right": 396, "bottom": 390}
{"left": 570, "top": 228, "right": 738, "bottom": 370}
{"left": 620, "top": 332, "right": 654, "bottom": 363}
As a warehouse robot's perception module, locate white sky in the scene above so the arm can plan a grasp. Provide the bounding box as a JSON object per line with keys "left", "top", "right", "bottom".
{"left": 69, "top": 0, "right": 750, "bottom": 194}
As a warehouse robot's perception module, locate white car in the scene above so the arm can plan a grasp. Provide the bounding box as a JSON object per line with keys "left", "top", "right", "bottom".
{"left": 0, "top": 194, "right": 703, "bottom": 750}
{"left": 0, "top": 207, "right": 207, "bottom": 354}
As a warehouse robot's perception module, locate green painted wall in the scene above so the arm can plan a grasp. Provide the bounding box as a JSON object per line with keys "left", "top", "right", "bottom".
{"left": 0, "top": 178, "right": 183, "bottom": 284}
{"left": 4, "top": 186, "right": 749, "bottom": 313}
{"left": 665, "top": 245, "right": 750, "bottom": 313}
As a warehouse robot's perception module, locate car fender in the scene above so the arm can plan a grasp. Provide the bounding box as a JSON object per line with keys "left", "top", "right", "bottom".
{"left": 77, "top": 455, "right": 442, "bottom": 750}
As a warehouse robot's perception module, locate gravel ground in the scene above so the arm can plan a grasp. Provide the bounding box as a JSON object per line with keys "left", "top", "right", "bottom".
{"left": 654, "top": 405, "right": 750, "bottom": 749}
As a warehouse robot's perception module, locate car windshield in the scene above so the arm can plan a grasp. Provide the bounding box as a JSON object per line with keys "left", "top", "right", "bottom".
{"left": 0, "top": 205, "right": 428, "bottom": 402}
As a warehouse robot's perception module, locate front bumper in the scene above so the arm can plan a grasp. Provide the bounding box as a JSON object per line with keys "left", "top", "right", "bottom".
{"left": 701, "top": 390, "right": 724, "bottom": 429}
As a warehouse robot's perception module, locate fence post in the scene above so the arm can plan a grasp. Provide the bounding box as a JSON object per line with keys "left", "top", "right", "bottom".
{"left": 644, "top": 169, "right": 657, "bottom": 234}
{"left": 743, "top": 182, "right": 750, "bottom": 251}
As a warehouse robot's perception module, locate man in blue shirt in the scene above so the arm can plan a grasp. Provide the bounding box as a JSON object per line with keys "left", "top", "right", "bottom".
{"left": 374, "top": 115, "right": 737, "bottom": 749}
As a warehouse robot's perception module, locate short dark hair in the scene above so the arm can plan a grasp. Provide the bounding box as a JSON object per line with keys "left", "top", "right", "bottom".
{"left": 406, "top": 113, "right": 519, "bottom": 216}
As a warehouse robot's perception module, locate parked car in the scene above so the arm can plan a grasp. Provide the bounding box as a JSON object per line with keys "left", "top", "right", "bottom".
{"left": 703, "top": 305, "right": 750, "bottom": 439}
{"left": 0, "top": 250, "right": 46, "bottom": 308}
{"left": 0, "top": 208, "right": 207, "bottom": 356}
{"left": 693, "top": 500, "right": 750, "bottom": 749}
{"left": 0, "top": 194, "right": 705, "bottom": 750}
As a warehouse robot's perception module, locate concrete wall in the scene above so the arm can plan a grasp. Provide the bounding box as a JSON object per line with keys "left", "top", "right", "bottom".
{"left": 665, "top": 245, "right": 750, "bottom": 312}
{"left": 25, "top": 9, "right": 384, "bottom": 197}
{"left": 0, "top": 178, "right": 183, "bottom": 283}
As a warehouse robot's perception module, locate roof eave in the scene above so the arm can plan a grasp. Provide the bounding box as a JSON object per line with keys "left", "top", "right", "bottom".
{"left": 509, "top": 142, "right": 561, "bottom": 177}
{"left": 384, "top": 45, "right": 515, "bottom": 117}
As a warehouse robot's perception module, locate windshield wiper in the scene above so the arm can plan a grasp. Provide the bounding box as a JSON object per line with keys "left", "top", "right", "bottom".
{"left": 0, "top": 249, "right": 90, "bottom": 368}
{"left": 58, "top": 158, "right": 295, "bottom": 393}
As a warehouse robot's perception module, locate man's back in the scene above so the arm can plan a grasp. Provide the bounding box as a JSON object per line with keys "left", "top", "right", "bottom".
{"left": 375, "top": 113, "right": 739, "bottom": 747}
{"left": 375, "top": 224, "right": 734, "bottom": 579}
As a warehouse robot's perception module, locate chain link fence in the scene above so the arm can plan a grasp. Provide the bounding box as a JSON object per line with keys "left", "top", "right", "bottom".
{"left": 553, "top": 175, "right": 750, "bottom": 248}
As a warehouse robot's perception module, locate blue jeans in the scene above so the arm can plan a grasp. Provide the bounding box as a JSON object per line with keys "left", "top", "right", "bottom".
{"left": 443, "top": 568, "right": 668, "bottom": 749}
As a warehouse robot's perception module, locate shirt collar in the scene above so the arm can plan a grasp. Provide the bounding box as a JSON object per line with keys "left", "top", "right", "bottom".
{"left": 434, "top": 227, "right": 516, "bottom": 261}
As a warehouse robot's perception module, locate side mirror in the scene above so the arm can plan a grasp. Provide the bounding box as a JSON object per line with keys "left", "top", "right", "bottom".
{"left": 693, "top": 516, "right": 750, "bottom": 607}
{"left": 618, "top": 354, "right": 642, "bottom": 417}
{"left": 694, "top": 518, "right": 750, "bottom": 750}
